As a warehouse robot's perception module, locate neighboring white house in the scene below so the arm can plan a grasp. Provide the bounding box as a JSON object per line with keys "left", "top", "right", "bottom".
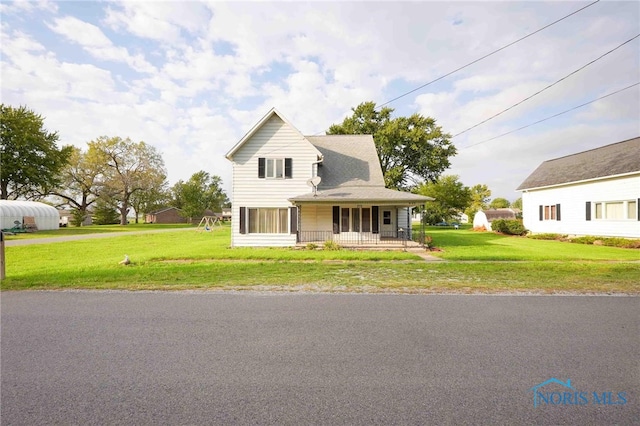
{"left": 517, "top": 137, "right": 640, "bottom": 238}
{"left": 225, "top": 108, "right": 432, "bottom": 247}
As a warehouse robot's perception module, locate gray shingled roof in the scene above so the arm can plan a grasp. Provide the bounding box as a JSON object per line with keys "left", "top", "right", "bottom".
{"left": 517, "top": 137, "right": 640, "bottom": 190}
{"left": 306, "top": 135, "right": 386, "bottom": 187}
{"left": 292, "top": 135, "right": 431, "bottom": 204}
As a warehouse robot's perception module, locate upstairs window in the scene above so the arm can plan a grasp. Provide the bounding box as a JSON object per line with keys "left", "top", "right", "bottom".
{"left": 258, "top": 158, "right": 292, "bottom": 179}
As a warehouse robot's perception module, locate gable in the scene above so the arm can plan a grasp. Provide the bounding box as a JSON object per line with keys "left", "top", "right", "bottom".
{"left": 517, "top": 137, "right": 640, "bottom": 190}
{"left": 226, "top": 108, "right": 321, "bottom": 161}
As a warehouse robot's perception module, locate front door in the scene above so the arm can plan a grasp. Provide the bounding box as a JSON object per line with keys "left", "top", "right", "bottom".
{"left": 381, "top": 209, "right": 395, "bottom": 237}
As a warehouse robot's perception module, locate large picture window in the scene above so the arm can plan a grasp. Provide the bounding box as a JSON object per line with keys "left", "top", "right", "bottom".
{"left": 593, "top": 200, "right": 638, "bottom": 220}
{"left": 248, "top": 208, "right": 288, "bottom": 233}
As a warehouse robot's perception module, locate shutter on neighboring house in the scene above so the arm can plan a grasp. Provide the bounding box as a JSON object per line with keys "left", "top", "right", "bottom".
{"left": 585, "top": 202, "right": 591, "bottom": 221}
{"left": 258, "top": 158, "right": 265, "bottom": 178}
{"left": 556, "top": 204, "right": 561, "bottom": 221}
{"left": 332, "top": 206, "right": 340, "bottom": 234}
{"left": 637, "top": 198, "right": 640, "bottom": 221}
{"left": 539, "top": 205, "right": 543, "bottom": 221}
{"left": 372, "top": 206, "right": 379, "bottom": 234}
{"left": 290, "top": 206, "right": 298, "bottom": 235}
{"left": 285, "top": 158, "right": 292, "bottom": 178}
{"left": 239, "top": 207, "right": 246, "bottom": 234}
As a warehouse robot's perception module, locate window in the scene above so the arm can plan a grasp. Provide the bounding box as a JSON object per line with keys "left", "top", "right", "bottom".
{"left": 333, "top": 206, "right": 374, "bottom": 233}
{"left": 628, "top": 201, "right": 637, "bottom": 220}
{"left": 593, "top": 200, "right": 638, "bottom": 220}
{"left": 352, "top": 208, "right": 360, "bottom": 232}
{"left": 383, "top": 211, "right": 391, "bottom": 225}
{"left": 248, "top": 208, "right": 288, "bottom": 233}
{"left": 341, "top": 208, "right": 349, "bottom": 232}
{"left": 540, "top": 204, "right": 561, "bottom": 221}
{"left": 258, "top": 158, "right": 292, "bottom": 179}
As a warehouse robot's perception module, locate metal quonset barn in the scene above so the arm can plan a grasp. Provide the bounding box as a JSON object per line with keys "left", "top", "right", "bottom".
{"left": 0, "top": 200, "right": 60, "bottom": 231}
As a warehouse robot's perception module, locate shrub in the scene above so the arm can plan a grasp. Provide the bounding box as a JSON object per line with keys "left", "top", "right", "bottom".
{"left": 569, "top": 236, "right": 598, "bottom": 245}
{"left": 323, "top": 240, "right": 341, "bottom": 251}
{"left": 569, "top": 236, "right": 640, "bottom": 249}
{"left": 528, "top": 233, "right": 567, "bottom": 240}
{"left": 492, "top": 219, "right": 528, "bottom": 236}
{"left": 305, "top": 243, "right": 318, "bottom": 250}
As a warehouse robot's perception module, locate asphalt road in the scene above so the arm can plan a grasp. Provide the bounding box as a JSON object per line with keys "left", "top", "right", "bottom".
{"left": 2, "top": 292, "right": 638, "bottom": 425}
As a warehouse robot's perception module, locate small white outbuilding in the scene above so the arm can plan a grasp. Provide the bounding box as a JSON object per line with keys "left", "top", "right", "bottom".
{"left": 0, "top": 200, "right": 60, "bottom": 231}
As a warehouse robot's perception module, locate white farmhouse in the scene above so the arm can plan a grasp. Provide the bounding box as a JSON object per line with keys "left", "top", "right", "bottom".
{"left": 517, "top": 137, "right": 640, "bottom": 238}
{"left": 225, "top": 108, "right": 431, "bottom": 247}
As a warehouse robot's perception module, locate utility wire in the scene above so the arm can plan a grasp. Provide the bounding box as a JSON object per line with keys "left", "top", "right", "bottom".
{"left": 451, "top": 33, "right": 640, "bottom": 138}
{"left": 377, "top": 0, "right": 601, "bottom": 108}
{"left": 460, "top": 82, "right": 639, "bottom": 149}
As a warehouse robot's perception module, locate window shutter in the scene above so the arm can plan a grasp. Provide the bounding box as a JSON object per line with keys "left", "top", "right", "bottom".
{"left": 372, "top": 206, "right": 379, "bottom": 234}
{"left": 290, "top": 206, "right": 298, "bottom": 234}
{"left": 539, "top": 205, "right": 543, "bottom": 221}
{"left": 585, "top": 202, "right": 591, "bottom": 221}
{"left": 285, "top": 158, "right": 292, "bottom": 178}
{"left": 332, "top": 206, "right": 340, "bottom": 234}
{"left": 637, "top": 198, "right": 640, "bottom": 221}
{"left": 556, "top": 204, "right": 561, "bottom": 221}
{"left": 258, "top": 158, "right": 265, "bottom": 178}
{"left": 239, "top": 207, "right": 246, "bottom": 234}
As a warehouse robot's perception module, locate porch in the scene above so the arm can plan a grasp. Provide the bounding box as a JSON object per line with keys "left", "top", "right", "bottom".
{"left": 296, "top": 229, "right": 425, "bottom": 249}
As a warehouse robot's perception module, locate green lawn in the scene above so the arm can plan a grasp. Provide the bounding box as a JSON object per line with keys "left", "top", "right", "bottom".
{"left": 1, "top": 225, "right": 638, "bottom": 293}
{"left": 426, "top": 227, "right": 640, "bottom": 261}
{"left": 2, "top": 223, "right": 194, "bottom": 239}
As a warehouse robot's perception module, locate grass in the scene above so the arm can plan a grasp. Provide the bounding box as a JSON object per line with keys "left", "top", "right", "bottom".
{"left": 1, "top": 225, "right": 638, "bottom": 293}
{"left": 425, "top": 227, "right": 640, "bottom": 261}
{"left": 2, "top": 223, "right": 194, "bottom": 239}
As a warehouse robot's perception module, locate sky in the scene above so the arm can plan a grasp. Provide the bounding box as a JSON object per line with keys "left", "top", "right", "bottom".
{"left": 1, "top": 0, "right": 639, "bottom": 203}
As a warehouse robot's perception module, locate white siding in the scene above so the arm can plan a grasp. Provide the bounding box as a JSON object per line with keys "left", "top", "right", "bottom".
{"left": 300, "top": 205, "right": 333, "bottom": 231}
{"left": 522, "top": 174, "right": 640, "bottom": 238}
{"left": 229, "top": 115, "right": 320, "bottom": 246}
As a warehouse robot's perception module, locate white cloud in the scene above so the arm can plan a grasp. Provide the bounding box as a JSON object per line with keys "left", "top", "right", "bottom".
{"left": 47, "top": 16, "right": 156, "bottom": 73}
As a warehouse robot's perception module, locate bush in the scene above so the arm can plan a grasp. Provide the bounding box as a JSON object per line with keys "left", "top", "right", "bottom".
{"left": 491, "top": 219, "right": 528, "bottom": 236}
{"left": 305, "top": 243, "right": 318, "bottom": 250}
{"left": 528, "top": 233, "right": 567, "bottom": 240}
{"left": 323, "top": 240, "right": 341, "bottom": 251}
{"left": 569, "top": 236, "right": 640, "bottom": 249}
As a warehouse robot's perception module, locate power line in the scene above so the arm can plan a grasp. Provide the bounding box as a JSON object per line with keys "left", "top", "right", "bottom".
{"left": 377, "top": 0, "right": 601, "bottom": 108}
{"left": 451, "top": 33, "right": 640, "bottom": 138}
{"left": 460, "top": 82, "right": 639, "bottom": 149}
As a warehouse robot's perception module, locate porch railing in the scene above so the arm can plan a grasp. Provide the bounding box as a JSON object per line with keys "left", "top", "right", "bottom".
{"left": 298, "top": 229, "right": 415, "bottom": 246}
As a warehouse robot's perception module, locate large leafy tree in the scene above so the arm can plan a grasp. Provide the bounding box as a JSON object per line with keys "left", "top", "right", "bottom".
{"left": 0, "top": 104, "right": 72, "bottom": 199}
{"left": 327, "top": 101, "right": 455, "bottom": 190}
{"left": 89, "top": 136, "right": 167, "bottom": 225}
{"left": 130, "top": 185, "right": 171, "bottom": 224}
{"left": 465, "top": 184, "right": 492, "bottom": 222}
{"left": 512, "top": 197, "right": 523, "bottom": 210}
{"left": 51, "top": 146, "right": 105, "bottom": 224}
{"left": 489, "top": 197, "right": 510, "bottom": 209}
{"left": 171, "top": 171, "right": 229, "bottom": 221}
{"left": 415, "top": 175, "right": 471, "bottom": 224}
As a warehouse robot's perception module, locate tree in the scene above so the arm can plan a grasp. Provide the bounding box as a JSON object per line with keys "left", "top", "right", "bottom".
{"left": 489, "top": 197, "right": 510, "bottom": 209}
{"left": 89, "top": 136, "right": 167, "bottom": 225}
{"left": 327, "top": 101, "right": 456, "bottom": 190}
{"left": 130, "top": 185, "right": 171, "bottom": 224}
{"left": 171, "top": 171, "right": 229, "bottom": 221}
{"left": 51, "top": 146, "right": 104, "bottom": 224}
{"left": 512, "top": 197, "right": 522, "bottom": 210}
{"left": 465, "top": 184, "right": 491, "bottom": 222}
{"left": 415, "top": 175, "right": 471, "bottom": 224}
{"left": 0, "top": 104, "right": 72, "bottom": 199}
{"left": 92, "top": 199, "right": 120, "bottom": 225}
